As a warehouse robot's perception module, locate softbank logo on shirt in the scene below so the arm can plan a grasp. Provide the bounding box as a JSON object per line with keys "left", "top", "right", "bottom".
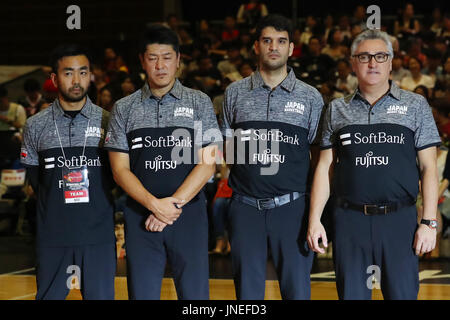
{"left": 284, "top": 102, "right": 305, "bottom": 115}
{"left": 44, "top": 156, "right": 102, "bottom": 169}
{"left": 387, "top": 105, "right": 408, "bottom": 115}
{"left": 131, "top": 136, "right": 192, "bottom": 149}
{"left": 339, "top": 132, "right": 405, "bottom": 146}
{"left": 85, "top": 126, "right": 104, "bottom": 138}
{"left": 174, "top": 107, "right": 194, "bottom": 118}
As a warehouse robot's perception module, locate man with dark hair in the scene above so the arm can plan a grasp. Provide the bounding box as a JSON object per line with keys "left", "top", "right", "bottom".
{"left": 296, "top": 36, "right": 335, "bottom": 87}
{"left": 20, "top": 44, "right": 116, "bottom": 300}
{"left": 105, "top": 24, "right": 221, "bottom": 300}
{"left": 18, "top": 78, "right": 46, "bottom": 117}
{"left": 221, "top": 14, "right": 324, "bottom": 299}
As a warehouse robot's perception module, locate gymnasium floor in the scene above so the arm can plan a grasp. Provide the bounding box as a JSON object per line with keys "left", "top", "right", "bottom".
{"left": 1, "top": 235, "right": 449, "bottom": 300}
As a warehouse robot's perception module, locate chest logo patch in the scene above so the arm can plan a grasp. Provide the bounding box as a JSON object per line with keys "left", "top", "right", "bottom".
{"left": 85, "top": 126, "right": 104, "bottom": 138}
{"left": 174, "top": 107, "right": 194, "bottom": 118}
{"left": 386, "top": 105, "right": 408, "bottom": 115}
{"left": 284, "top": 102, "right": 305, "bottom": 115}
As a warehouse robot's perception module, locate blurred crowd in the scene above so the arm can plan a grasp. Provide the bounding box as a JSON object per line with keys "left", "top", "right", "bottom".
{"left": 1, "top": 1, "right": 450, "bottom": 256}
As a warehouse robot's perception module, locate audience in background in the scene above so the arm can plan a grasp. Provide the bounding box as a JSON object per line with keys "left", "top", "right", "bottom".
{"left": 18, "top": 79, "right": 45, "bottom": 117}
{"left": 4, "top": 6, "right": 450, "bottom": 255}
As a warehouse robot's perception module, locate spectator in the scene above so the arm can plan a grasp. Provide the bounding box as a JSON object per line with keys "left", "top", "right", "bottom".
{"left": 350, "top": 24, "right": 363, "bottom": 42}
{"left": 406, "top": 38, "right": 427, "bottom": 67}
{"left": 217, "top": 42, "right": 243, "bottom": 77}
{"left": 400, "top": 56, "right": 435, "bottom": 91}
{"left": 0, "top": 86, "right": 26, "bottom": 131}
{"left": 323, "top": 14, "right": 335, "bottom": 44}
{"left": 92, "top": 64, "right": 108, "bottom": 91}
{"left": 337, "top": 15, "right": 352, "bottom": 44}
{"left": 239, "top": 59, "right": 255, "bottom": 78}
{"left": 115, "top": 71, "right": 143, "bottom": 98}
{"left": 209, "top": 164, "right": 232, "bottom": 255}
{"left": 18, "top": 78, "right": 46, "bottom": 117}
{"left": 430, "top": 7, "right": 444, "bottom": 36}
{"left": 300, "top": 15, "right": 317, "bottom": 46}
{"left": 321, "top": 28, "right": 348, "bottom": 61}
{"left": 221, "top": 16, "right": 240, "bottom": 43}
{"left": 238, "top": 31, "right": 253, "bottom": 59}
{"left": 351, "top": 5, "right": 367, "bottom": 31}
{"left": 212, "top": 75, "right": 234, "bottom": 117}
{"left": 423, "top": 49, "right": 444, "bottom": 84}
{"left": 394, "top": 3, "right": 420, "bottom": 41}
{"left": 103, "top": 47, "right": 129, "bottom": 73}
{"left": 413, "top": 85, "right": 430, "bottom": 100}
{"left": 97, "top": 85, "right": 116, "bottom": 112}
{"left": 42, "top": 78, "right": 58, "bottom": 104}
{"left": 297, "top": 36, "right": 335, "bottom": 86}
{"left": 237, "top": 0, "right": 268, "bottom": 28}
{"left": 186, "top": 55, "right": 222, "bottom": 98}
{"left": 391, "top": 55, "right": 412, "bottom": 85}
{"left": 291, "top": 28, "right": 303, "bottom": 59}
{"left": 319, "top": 80, "right": 344, "bottom": 105}
{"left": 437, "top": 56, "right": 450, "bottom": 84}
{"left": 335, "top": 58, "right": 358, "bottom": 95}
{"left": 439, "top": 14, "right": 450, "bottom": 39}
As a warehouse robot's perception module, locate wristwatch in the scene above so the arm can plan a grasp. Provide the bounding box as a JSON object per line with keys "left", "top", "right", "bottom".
{"left": 420, "top": 219, "right": 438, "bottom": 229}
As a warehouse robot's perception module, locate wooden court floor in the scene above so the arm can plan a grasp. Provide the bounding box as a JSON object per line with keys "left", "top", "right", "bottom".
{"left": 1, "top": 276, "right": 449, "bottom": 300}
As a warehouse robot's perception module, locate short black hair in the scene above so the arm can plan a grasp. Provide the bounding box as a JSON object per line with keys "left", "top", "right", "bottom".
{"left": 0, "top": 85, "right": 7, "bottom": 98}
{"left": 309, "top": 36, "right": 321, "bottom": 44}
{"left": 49, "top": 44, "right": 92, "bottom": 73}
{"left": 254, "top": 14, "right": 293, "bottom": 43}
{"left": 23, "top": 78, "right": 41, "bottom": 93}
{"left": 138, "top": 24, "right": 179, "bottom": 56}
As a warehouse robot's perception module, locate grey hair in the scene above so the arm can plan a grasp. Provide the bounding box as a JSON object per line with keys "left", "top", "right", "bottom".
{"left": 351, "top": 29, "right": 394, "bottom": 57}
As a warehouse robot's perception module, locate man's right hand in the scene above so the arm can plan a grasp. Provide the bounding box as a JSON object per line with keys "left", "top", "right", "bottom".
{"left": 307, "top": 220, "right": 328, "bottom": 254}
{"left": 147, "top": 197, "right": 183, "bottom": 225}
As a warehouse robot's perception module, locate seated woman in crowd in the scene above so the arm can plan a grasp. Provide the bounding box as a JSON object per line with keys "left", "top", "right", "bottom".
{"left": 400, "top": 56, "right": 435, "bottom": 91}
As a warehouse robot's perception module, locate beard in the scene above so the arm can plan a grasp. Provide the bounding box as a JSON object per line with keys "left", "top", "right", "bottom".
{"left": 59, "top": 85, "right": 89, "bottom": 103}
{"left": 260, "top": 54, "right": 288, "bottom": 71}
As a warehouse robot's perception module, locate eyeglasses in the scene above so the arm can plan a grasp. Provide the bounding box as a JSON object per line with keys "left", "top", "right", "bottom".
{"left": 352, "top": 52, "right": 391, "bottom": 63}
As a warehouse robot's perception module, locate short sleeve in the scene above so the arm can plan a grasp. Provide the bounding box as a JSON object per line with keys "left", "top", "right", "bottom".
{"left": 195, "top": 93, "right": 223, "bottom": 147}
{"left": 104, "top": 103, "right": 129, "bottom": 153}
{"left": 414, "top": 96, "right": 441, "bottom": 150}
{"left": 220, "top": 86, "right": 234, "bottom": 138}
{"left": 20, "top": 120, "right": 39, "bottom": 166}
{"left": 307, "top": 88, "right": 325, "bottom": 144}
{"left": 320, "top": 103, "right": 336, "bottom": 149}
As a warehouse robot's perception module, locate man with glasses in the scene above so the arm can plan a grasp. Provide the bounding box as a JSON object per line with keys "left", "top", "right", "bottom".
{"left": 307, "top": 29, "right": 440, "bottom": 299}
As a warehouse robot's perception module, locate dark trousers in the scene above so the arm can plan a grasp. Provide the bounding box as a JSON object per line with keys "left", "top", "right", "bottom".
{"left": 332, "top": 205, "right": 419, "bottom": 300}
{"left": 228, "top": 195, "right": 313, "bottom": 300}
{"left": 124, "top": 197, "right": 209, "bottom": 300}
{"left": 35, "top": 243, "right": 116, "bottom": 300}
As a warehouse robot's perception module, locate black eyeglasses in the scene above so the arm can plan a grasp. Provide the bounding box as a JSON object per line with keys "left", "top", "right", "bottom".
{"left": 352, "top": 52, "right": 391, "bottom": 63}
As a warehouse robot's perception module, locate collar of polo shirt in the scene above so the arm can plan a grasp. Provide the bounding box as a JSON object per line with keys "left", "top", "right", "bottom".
{"left": 344, "top": 80, "right": 402, "bottom": 104}
{"left": 141, "top": 78, "right": 183, "bottom": 102}
{"left": 52, "top": 96, "right": 94, "bottom": 119}
{"left": 250, "top": 67, "right": 296, "bottom": 92}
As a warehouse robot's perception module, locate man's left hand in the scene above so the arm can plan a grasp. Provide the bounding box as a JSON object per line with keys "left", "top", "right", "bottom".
{"left": 413, "top": 224, "right": 437, "bottom": 256}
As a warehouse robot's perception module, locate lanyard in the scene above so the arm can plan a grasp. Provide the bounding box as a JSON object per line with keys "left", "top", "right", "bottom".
{"left": 52, "top": 103, "right": 91, "bottom": 169}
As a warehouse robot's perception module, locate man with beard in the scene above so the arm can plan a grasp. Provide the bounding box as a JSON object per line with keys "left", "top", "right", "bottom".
{"left": 220, "top": 14, "right": 324, "bottom": 299}
{"left": 21, "top": 44, "right": 116, "bottom": 300}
